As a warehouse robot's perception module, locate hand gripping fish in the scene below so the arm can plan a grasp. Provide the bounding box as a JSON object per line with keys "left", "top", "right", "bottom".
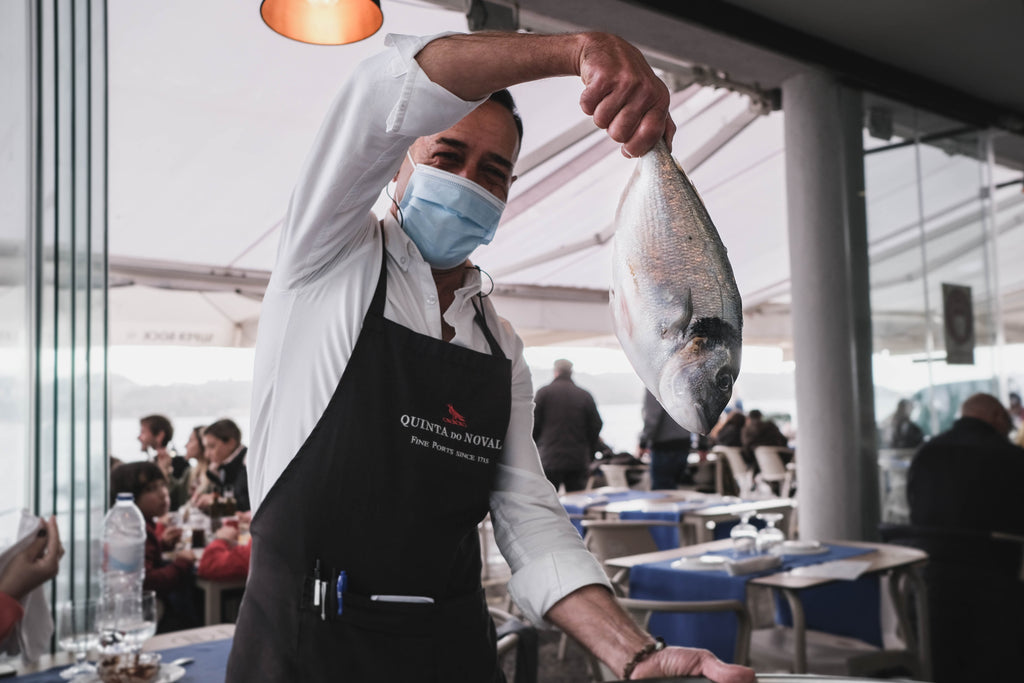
{"left": 610, "top": 139, "right": 743, "bottom": 435}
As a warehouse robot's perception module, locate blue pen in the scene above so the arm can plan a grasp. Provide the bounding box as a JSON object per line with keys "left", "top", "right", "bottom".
{"left": 336, "top": 570, "right": 347, "bottom": 616}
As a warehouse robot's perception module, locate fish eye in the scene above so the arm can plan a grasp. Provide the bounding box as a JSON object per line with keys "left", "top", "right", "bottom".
{"left": 716, "top": 370, "right": 733, "bottom": 393}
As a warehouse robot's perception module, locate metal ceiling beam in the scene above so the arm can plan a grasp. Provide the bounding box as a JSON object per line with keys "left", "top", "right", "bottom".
{"left": 108, "top": 255, "right": 270, "bottom": 298}
{"left": 627, "top": 0, "right": 1024, "bottom": 136}
{"left": 502, "top": 82, "right": 703, "bottom": 223}
{"left": 493, "top": 100, "right": 766, "bottom": 278}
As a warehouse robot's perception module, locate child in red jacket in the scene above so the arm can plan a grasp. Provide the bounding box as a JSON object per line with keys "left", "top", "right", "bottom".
{"left": 197, "top": 513, "right": 251, "bottom": 581}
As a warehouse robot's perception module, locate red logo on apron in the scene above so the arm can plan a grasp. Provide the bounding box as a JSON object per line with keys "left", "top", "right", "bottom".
{"left": 442, "top": 403, "right": 467, "bottom": 427}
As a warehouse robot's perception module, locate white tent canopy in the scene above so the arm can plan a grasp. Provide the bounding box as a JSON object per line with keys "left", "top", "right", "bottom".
{"left": 107, "top": 0, "right": 1024, "bottom": 352}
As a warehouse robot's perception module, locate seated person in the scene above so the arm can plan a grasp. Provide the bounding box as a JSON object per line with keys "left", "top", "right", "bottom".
{"left": 110, "top": 462, "right": 199, "bottom": 632}
{"left": 194, "top": 419, "right": 250, "bottom": 514}
{"left": 740, "top": 409, "right": 789, "bottom": 469}
{"left": 197, "top": 513, "right": 252, "bottom": 582}
{"left": 0, "top": 516, "right": 62, "bottom": 646}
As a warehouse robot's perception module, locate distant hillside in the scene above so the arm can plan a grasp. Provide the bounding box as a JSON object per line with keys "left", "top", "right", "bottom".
{"left": 110, "top": 374, "right": 252, "bottom": 420}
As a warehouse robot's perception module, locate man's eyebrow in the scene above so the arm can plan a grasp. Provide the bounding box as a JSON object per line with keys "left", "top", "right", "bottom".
{"left": 434, "top": 137, "right": 514, "bottom": 172}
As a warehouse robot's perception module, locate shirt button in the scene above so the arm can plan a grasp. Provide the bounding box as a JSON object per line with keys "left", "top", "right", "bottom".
{"left": 400, "top": 256, "right": 407, "bottom": 265}
{"left": 426, "top": 294, "right": 437, "bottom": 305}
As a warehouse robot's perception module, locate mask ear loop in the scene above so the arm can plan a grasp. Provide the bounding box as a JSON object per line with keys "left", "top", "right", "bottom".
{"left": 385, "top": 181, "right": 404, "bottom": 228}
{"left": 468, "top": 265, "right": 495, "bottom": 298}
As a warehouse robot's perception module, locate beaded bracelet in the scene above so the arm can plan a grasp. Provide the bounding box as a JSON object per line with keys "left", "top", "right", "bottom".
{"left": 622, "top": 637, "right": 666, "bottom": 680}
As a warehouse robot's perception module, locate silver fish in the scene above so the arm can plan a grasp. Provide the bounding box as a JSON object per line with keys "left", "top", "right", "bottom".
{"left": 610, "top": 139, "right": 743, "bottom": 434}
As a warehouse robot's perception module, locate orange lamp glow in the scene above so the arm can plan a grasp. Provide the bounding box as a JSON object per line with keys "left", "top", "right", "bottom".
{"left": 261, "top": 0, "right": 383, "bottom": 46}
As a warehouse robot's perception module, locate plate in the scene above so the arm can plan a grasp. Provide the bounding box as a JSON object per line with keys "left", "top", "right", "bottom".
{"left": 73, "top": 664, "right": 185, "bottom": 683}
{"left": 780, "top": 540, "right": 828, "bottom": 555}
{"left": 670, "top": 554, "right": 729, "bottom": 571}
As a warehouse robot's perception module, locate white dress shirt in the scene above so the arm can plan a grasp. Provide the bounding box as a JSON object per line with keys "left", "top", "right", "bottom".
{"left": 247, "top": 33, "right": 609, "bottom": 626}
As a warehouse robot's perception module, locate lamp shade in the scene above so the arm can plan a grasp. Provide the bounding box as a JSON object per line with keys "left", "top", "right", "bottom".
{"left": 261, "top": 0, "right": 383, "bottom": 46}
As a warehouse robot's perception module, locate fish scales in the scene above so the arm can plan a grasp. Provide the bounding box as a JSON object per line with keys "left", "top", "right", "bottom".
{"left": 611, "top": 140, "right": 743, "bottom": 434}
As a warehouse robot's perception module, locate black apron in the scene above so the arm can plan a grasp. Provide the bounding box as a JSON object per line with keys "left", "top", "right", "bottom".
{"left": 227, "top": 243, "right": 512, "bottom": 682}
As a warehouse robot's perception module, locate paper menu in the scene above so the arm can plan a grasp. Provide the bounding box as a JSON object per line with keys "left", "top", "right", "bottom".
{"left": 788, "top": 559, "right": 872, "bottom": 580}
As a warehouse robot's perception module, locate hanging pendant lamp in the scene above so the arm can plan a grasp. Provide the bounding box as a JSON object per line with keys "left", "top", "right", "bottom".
{"left": 261, "top": 0, "right": 383, "bottom": 46}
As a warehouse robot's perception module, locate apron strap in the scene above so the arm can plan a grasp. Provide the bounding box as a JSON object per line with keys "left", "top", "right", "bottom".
{"left": 471, "top": 295, "right": 506, "bottom": 360}
{"left": 372, "top": 237, "right": 504, "bottom": 360}
{"left": 367, "top": 238, "right": 389, "bottom": 318}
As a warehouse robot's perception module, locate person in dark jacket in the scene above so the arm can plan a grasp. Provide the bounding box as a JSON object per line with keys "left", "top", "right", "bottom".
{"left": 194, "top": 419, "right": 250, "bottom": 513}
{"left": 532, "top": 359, "right": 603, "bottom": 492}
{"left": 906, "top": 393, "right": 1024, "bottom": 683}
{"left": 739, "top": 409, "right": 789, "bottom": 469}
{"left": 638, "top": 390, "right": 693, "bottom": 490}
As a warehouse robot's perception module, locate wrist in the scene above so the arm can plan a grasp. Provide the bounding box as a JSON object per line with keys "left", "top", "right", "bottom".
{"left": 622, "top": 637, "right": 665, "bottom": 680}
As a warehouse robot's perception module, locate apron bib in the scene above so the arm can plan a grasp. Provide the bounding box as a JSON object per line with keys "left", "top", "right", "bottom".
{"left": 227, "top": 243, "right": 512, "bottom": 682}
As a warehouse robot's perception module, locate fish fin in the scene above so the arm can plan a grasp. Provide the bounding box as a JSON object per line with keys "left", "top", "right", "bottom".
{"left": 663, "top": 288, "right": 693, "bottom": 338}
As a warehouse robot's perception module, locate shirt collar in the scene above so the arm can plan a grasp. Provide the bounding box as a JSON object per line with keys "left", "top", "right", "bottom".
{"left": 211, "top": 444, "right": 244, "bottom": 474}
{"left": 379, "top": 213, "right": 483, "bottom": 300}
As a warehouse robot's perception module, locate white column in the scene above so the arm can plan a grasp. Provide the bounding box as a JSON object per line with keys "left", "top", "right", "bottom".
{"left": 783, "top": 71, "right": 879, "bottom": 540}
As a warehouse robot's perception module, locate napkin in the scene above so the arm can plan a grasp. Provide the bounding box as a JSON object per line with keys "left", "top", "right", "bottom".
{"left": 0, "top": 508, "right": 55, "bottom": 662}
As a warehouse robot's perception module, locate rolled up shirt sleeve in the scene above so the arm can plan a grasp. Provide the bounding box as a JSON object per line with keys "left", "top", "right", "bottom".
{"left": 489, "top": 329, "right": 611, "bottom": 626}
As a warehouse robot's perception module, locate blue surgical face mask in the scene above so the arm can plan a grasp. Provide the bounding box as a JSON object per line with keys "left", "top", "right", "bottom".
{"left": 397, "top": 153, "right": 506, "bottom": 269}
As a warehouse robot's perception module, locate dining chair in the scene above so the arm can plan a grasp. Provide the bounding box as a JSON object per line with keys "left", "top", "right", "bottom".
{"left": 555, "top": 518, "right": 680, "bottom": 662}
{"left": 586, "top": 597, "right": 753, "bottom": 680}
{"left": 599, "top": 463, "right": 632, "bottom": 489}
{"left": 490, "top": 606, "right": 538, "bottom": 683}
{"left": 580, "top": 519, "right": 682, "bottom": 594}
{"left": 753, "top": 446, "right": 796, "bottom": 497}
{"left": 713, "top": 446, "right": 755, "bottom": 497}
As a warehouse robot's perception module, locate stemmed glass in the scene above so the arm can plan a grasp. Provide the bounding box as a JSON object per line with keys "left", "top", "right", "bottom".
{"left": 97, "top": 590, "right": 158, "bottom": 654}
{"left": 729, "top": 511, "right": 759, "bottom": 557}
{"left": 56, "top": 598, "right": 99, "bottom": 679}
{"left": 756, "top": 512, "right": 786, "bottom": 555}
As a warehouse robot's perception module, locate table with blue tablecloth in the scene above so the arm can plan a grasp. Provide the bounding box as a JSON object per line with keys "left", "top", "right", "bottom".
{"left": 613, "top": 496, "right": 796, "bottom": 547}
{"left": 11, "top": 625, "right": 233, "bottom": 681}
{"left": 560, "top": 489, "right": 667, "bottom": 534}
{"left": 605, "top": 538, "right": 929, "bottom": 673}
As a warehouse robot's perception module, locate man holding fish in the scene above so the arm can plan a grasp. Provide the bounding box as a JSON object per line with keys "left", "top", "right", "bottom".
{"left": 231, "top": 29, "right": 750, "bottom": 682}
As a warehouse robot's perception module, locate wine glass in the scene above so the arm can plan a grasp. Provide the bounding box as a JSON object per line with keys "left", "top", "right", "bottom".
{"left": 729, "top": 511, "right": 759, "bottom": 557}
{"left": 756, "top": 512, "right": 786, "bottom": 555}
{"left": 56, "top": 598, "right": 99, "bottom": 679}
{"left": 97, "top": 591, "right": 158, "bottom": 654}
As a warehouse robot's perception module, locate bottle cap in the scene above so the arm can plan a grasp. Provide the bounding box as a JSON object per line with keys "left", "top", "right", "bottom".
{"left": 116, "top": 492, "right": 134, "bottom": 502}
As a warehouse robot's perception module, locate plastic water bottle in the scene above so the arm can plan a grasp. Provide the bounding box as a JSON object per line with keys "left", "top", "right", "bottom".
{"left": 101, "top": 493, "right": 147, "bottom": 603}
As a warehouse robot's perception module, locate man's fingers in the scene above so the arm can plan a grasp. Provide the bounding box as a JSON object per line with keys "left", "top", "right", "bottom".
{"left": 620, "top": 108, "right": 669, "bottom": 158}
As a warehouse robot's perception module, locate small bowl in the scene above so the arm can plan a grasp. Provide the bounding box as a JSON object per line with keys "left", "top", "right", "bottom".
{"left": 96, "top": 652, "right": 162, "bottom": 683}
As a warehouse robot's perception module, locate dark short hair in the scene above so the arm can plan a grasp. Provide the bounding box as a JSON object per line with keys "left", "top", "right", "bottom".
{"left": 725, "top": 412, "right": 746, "bottom": 427}
{"left": 110, "top": 461, "right": 165, "bottom": 507}
{"left": 487, "top": 89, "right": 523, "bottom": 145}
{"left": 205, "top": 418, "right": 241, "bottom": 446}
{"left": 748, "top": 410, "right": 763, "bottom": 420}
{"left": 140, "top": 414, "right": 173, "bottom": 447}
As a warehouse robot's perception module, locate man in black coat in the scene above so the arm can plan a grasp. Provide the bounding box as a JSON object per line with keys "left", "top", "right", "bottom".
{"left": 906, "top": 392, "right": 1024, "bottom": 682}
{"left": 532, "top": 359, "right": 603, "bottom": 493}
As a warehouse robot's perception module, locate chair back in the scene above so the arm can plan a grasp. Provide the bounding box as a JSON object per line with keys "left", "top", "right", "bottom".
{"left": 713, "top": 446, "right": 753, "bottom": 496}
{"left": 599, "top": 463, "right": 631, "bottom": 488}
{"left": 753, "top": 446, "right": 795, "bottom": 496}
{"left": 587, "top": 596, "right": 752, "bottom": 679}
{"left": 581, "top": 520, "right": 672, "bottom": 561}
{"left": 581, "top": 519, "right": 678, "bottom": 594}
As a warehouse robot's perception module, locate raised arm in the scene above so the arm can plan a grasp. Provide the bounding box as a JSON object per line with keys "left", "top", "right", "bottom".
{"left": 416, "top": 31, "right": 675, "bottom": 157}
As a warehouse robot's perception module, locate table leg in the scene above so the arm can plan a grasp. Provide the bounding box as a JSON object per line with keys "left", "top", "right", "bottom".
{"left": 779, "top": 587, "right": 807, "bottom": 673}
{"left": 206, "top": 586, "right": 221, "bottom": 626}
